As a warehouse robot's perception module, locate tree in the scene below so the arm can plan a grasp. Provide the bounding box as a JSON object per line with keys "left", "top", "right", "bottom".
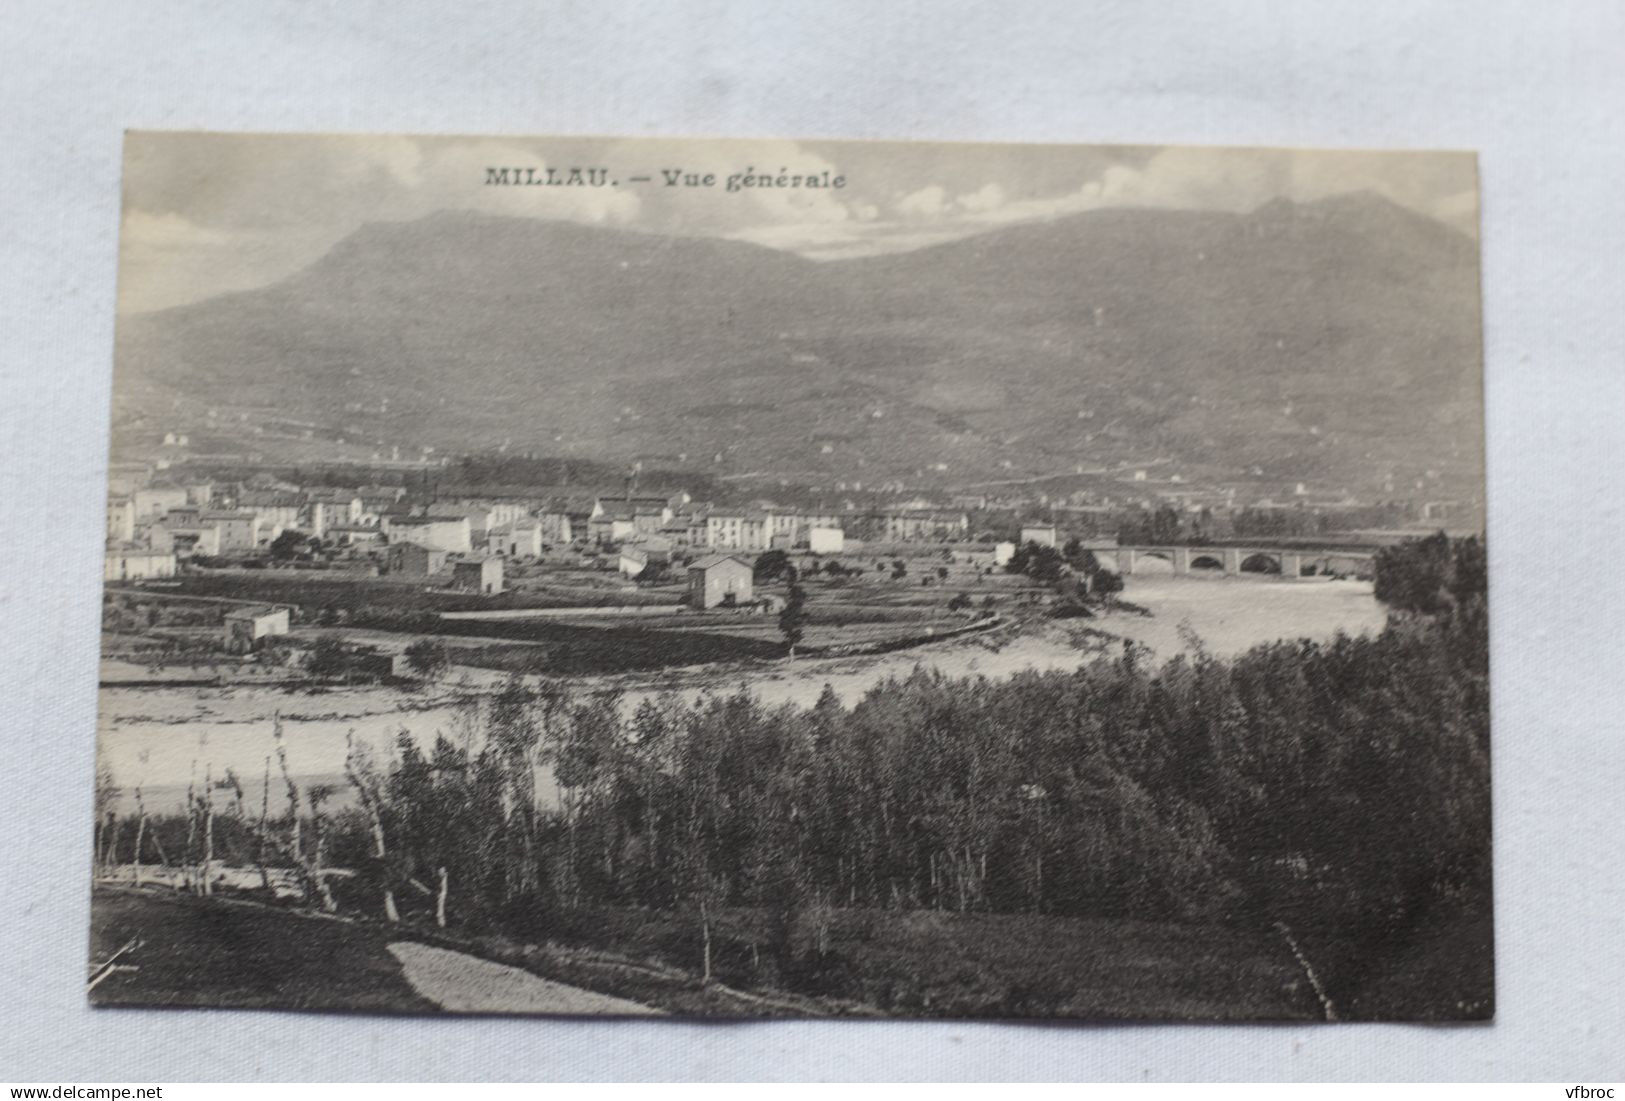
{"left": 753, "top": 549, "right": 791, "bottom": 582}
{"left": 306, "top": 635, "right": 352, "bottom": 680}
{"left": 948, "top": 591, "right": 973, "bottom": 612}
{"left": 1063, "top": 538, "right": 1101, "bottom": 576}
{"left": 270, "top": 529, "right": 308, "bottom": 560}
{"left": 1374, "top": 532, "right": 1484, "bottom": 614}
{"left": 1091, "top": 568, "right": 1124, "bottom": 600}
{"left": 403, "top": 637, "right": 449, "bottom": 680}
{"left": 779, "top": 566, "right": 808, "bottom": 659}
{"left": 1008, "top": 541, "right": 1066, "bottom": 583}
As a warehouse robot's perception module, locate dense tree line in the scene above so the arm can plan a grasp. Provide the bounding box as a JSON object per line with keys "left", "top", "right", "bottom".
{"left": 1374, "top": 532, "right": 1486, "bottom": 615}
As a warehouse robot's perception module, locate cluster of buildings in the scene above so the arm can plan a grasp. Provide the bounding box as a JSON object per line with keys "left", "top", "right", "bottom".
{"left": 103, "top": 456, "right": 987, "bottom": 589}
{"left": 580, "top": 492, "right": 968, "bottom": 558}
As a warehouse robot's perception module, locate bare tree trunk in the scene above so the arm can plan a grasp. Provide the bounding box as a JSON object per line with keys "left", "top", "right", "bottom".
{"left": 345, "top": 731, "right": 399, "bottom": 923}
{"left": 133, "top": 813, "right": 147, "bottom": 888}
{"left": 105, "top": 813, "right": 120, "bottom": 869}
{"left": 184, "top": 760, "right": 199, "bottom": 894}
{"left": 201, "top": 763, "right": 215, "bottom": 897}
{"left": 257, "top": 757, "right": 273, "bottom": 894}
{"left": 149, "top": 827, "right": 171, "bottom": 870}
{"left": 274, "top": 713, "right": 337, "bottom": 913}
{"left": 309, "top": 825, "right": 338, "bottom": 912}
{"left": 699, "top": 897, "right": 713, "bottom": 985}
{"left": 436, "top": 866, "right": 449, "bottom": 928}
{"left": 132, "top": 783, "right": 149, "bottom": 887}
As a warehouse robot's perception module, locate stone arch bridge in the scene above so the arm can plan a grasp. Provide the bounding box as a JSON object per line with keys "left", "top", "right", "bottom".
{"left": 1091, "top": 544, "right": 1378, "bottom": 579}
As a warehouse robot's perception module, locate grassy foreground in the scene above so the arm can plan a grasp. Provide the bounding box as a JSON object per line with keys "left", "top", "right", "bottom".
{"left": 90, "top": 887, "right": 437, "bottom": 1012}
{"left": 90, "top": 886, "right": 1358, "bottom": 1019}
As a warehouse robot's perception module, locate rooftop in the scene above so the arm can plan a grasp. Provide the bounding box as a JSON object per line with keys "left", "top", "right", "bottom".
{"left": 224, "top": 605, "right": 285, "bottom": 621}
{"left": 688, "top": 553, "right": 752, "bottom": 571}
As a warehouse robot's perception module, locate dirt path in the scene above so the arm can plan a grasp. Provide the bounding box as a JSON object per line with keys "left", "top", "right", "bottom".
{"left": 386, "top": 941, "right": 660, "bottom": 1015}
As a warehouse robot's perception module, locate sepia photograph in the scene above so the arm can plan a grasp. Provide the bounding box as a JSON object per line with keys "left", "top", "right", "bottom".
{"left": 90, "top": 131, "right": 1491, "bottom": 1022}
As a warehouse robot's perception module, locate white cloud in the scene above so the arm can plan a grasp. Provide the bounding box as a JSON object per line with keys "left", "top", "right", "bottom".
{"left": 118, "top": 134, "right": 1477, "bottom": 310}
{"left": 955, "top": 182, "right": 1006, "bottom": 214}
{"left": 894, "top": 185, "right": 950, "bottom": 219}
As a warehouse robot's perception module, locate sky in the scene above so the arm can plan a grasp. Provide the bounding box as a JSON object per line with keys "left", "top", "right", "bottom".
{"left": 118, "top": 132, "right": 1479, "bottom": 313}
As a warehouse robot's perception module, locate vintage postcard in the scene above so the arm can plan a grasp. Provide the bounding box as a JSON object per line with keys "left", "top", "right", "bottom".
{"left": 92, "top": 132, "right": 1490, "bottom": 1020}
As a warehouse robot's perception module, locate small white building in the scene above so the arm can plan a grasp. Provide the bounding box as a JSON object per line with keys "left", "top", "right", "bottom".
{"left": 993, "top": 541, "right": 1017, "bottom": 567}
{"left": 687, "top": 554, "right": 754, "bottom": 609}
{"left": 385, "top": 541, "right": 448, "bottom": 578}
{"left": 103, "top": 547, "right": 177, "bottom": 581}
{"left": 305, "top": 490, "right": 363, "bottom": 537}
{"left": 224, "top": 606, "right": 290, "bottom": 648}
{"left": 149, "top": 522, "right": 221, "bottom": 558}
{"left": 487, "top": 520, "right": 543, "bottom": 558}
{"left": 536, "top": 510, "right": 573, "bottom": 545}
{"left": 383, "top": 514, "right": 473, "bottom": 554}
{"left": 451, "top": 556, "right": 504, "bottom": 595}
{"left": 198, "top": 510, "right": 261, "bottom": 552}
{"left": 106, "top": 496, "right": 136, "bottom": 544}
{"left": 1019, "top": 524, "right": 1058, "bottom": 549}
{"left": 132, "top": 485, "right": 189, "bottom": 520}
{"left": 808, "top": 525, "right": 845, "bottom": 554}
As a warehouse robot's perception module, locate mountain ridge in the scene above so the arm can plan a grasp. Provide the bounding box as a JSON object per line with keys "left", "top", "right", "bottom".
{"left": 113, "top": 194, "right": 1483, "bottom": 498}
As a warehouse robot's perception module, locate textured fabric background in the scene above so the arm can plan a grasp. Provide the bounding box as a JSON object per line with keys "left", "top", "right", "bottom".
{"left": 1, "top": 0, "right": 1621, "bottom": 1082}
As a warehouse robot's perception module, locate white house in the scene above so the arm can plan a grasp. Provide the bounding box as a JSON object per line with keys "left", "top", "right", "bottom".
{"left": 132, "top": 485, "right": 188, "bottom": 520}
{"left": 304, "top": 490, "right": 363, "bottom": 537}
{"left": 224, "top": 606, "right": 290, "bottom": 648}
{"left": 451, "top": 556, "right": 504, "bottom": 595}
{"left": 808, "top": 526, "right": 845, "bottom": 554}
{"left": 687, "top": 554, "right": 754, "bottom": 609}
{"left": 487, "top": 520, "right": 543, "bottom": 558}
{"left": 1019, "top": 524, "right": 1058, "bottom": 549}
{"left": 383, "top": 514, "right": 472, "bottom": 554}
{"left": 106, "top": 496, "right": 136, "bottom": 544}
{"left": 103, "top": 547, "right": 177, "bottom": 581}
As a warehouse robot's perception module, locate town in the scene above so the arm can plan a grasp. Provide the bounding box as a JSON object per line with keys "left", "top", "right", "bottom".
{"left": 99, "top": 438, "right": 1473, "bottom": 685}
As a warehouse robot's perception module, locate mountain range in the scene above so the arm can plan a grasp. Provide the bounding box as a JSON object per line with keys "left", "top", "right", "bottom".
{"left": 113, "top": 192, "right": 1484, "bottom": 499}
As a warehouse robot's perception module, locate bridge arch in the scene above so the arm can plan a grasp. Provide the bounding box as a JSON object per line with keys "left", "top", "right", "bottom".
{"left": 1239, "top": 552, "right": 1281, "bottom": 575}
{"left": 1189, "top": 553, "right": 1225, "bottom": 573}
{"left": 1130, "top": 549, "right": 1175, "bottom": 575}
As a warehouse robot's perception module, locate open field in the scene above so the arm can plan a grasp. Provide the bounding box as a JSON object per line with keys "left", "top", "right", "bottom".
{"left": 109, "top": 555, "right": 1046, "bottom": 676}
{"left": 150, "top": 570, "right": 679, "bottom": 613}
